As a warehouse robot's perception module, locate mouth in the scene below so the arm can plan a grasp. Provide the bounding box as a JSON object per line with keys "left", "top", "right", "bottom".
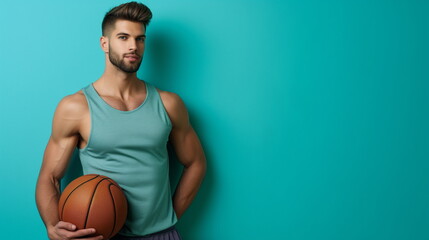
{"left": 124, "top": 54, "right": 140, "bottom": 61}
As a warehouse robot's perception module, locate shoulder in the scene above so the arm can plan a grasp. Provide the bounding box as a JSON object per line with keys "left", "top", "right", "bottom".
{"left": 54, "top": 90, "right": 88, "bottom": 118}
{"left": 157, "top": 89, "right": 184, "bottom": 110}
{"left": 51, "top": 90, "right": 88, "bottom": 138}
{"left": 156, "top": 88, "right": 189, "bottom": 128}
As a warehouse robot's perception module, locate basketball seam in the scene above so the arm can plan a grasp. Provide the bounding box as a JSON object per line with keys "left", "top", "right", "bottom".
{"left": 83, "top": 177, "right": 110, "bottom": 229}
{"left": 60, "top": 174, "right": 100, "bottom": 220}
{"left": 106, "top": 178, "right": 119, "bottom": 187}
{"left": 108, "top": 184, "right": 117, "bottom": 238}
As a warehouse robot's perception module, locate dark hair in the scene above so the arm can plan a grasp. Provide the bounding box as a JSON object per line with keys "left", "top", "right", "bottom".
{"left": 102, "top": 1, "right": 152, "bottom": 36}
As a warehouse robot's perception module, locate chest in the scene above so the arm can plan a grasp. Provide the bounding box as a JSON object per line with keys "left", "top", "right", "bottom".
{"left": 78, "top": 107, "right": 171, "bottom": 151}
{"left": 98, "top": 94, "right": 147, "bottom": 112}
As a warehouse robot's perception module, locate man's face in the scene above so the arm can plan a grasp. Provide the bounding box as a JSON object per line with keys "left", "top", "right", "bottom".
{"left": 106, "top": 20, "right": 146, "bottom": 73}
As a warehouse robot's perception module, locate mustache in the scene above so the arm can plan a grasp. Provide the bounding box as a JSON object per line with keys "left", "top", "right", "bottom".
{"left": 124, "top": 52, "right": 140, "bottom": 57}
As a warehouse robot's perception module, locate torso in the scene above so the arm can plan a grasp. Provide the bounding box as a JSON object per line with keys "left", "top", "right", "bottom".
{"left": 73, "top": 86, "right": 170, "bottom": 150}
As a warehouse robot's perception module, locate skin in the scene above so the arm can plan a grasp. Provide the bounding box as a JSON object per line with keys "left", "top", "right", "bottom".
{"left": 35, "top": 19, "right": 207, "bottom": 240}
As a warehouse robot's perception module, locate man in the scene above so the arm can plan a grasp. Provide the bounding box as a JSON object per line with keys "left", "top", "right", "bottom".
{"left": 35, "top": 2, "right": 206, "bottom": 240}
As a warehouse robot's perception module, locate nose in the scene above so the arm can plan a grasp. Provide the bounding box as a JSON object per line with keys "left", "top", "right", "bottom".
{"left": 128, "top": 39, "right": 137, "bottom": 51}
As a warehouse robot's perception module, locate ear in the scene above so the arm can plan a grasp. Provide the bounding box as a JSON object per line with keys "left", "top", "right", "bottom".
{"left": 100, "top": 36, "right": 109, "bottom": 53}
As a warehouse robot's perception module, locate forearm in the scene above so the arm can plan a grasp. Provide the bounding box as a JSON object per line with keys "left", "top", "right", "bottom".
{"left": 173, "top": 159, "right": 206, "bottom": 219}
{"left": 36, "top": 174, "right": 61, "bottom": 233}
{"left": 36, "top": 174, "right": 102, "bottom": 240}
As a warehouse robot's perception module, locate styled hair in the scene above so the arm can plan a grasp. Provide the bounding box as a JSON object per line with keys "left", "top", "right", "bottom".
{"left": 102, "top": 1, "right": 152, "bottom": 36}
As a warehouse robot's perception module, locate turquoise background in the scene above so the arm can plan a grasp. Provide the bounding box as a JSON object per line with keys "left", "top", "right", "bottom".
{"left": 1, "top": 0, "right": 428, "bottom": 239}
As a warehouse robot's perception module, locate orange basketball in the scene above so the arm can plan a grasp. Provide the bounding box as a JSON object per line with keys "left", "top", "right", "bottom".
{"left": 58, "top": 174, "right": 128, "bottom": 239}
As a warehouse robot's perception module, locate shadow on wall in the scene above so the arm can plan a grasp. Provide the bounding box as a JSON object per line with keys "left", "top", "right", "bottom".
{"left": 144, "top": 20, "right": 214, "bottom": 240}
{"left": 168, "top": 122, "right": 214, "bottom": 240}
{"left": 140, "top": 19, "right": 209, "bottom": 92}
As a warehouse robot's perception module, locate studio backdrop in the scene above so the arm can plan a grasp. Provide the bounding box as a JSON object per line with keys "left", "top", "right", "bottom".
{"left": 0, "top": 0, "right": 428, "bottom": 239}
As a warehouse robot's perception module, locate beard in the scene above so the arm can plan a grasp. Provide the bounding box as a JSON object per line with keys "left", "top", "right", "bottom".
{"left": 108, "top": 47, "right": 142, "bottom": 73}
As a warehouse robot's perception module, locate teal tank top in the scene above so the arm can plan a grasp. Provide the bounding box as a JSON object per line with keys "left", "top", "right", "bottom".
{"left": 78, "top": 80, "right": 177, "bottom": 236}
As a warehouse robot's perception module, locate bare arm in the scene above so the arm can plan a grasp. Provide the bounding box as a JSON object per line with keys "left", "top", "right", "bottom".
{"left": 161, "top": 91, "right": 207, "bottom": 219}
{"left": 35, "top": 94, "right": 102, "bottom": 240}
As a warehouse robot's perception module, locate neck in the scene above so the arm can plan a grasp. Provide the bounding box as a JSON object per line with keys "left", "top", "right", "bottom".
{"left": 95, "top": 63, "right": 143, "bottom": 99}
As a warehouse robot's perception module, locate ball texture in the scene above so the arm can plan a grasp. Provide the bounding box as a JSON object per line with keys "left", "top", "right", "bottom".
{"left": 58, "top": 174, "right": 128, "bottom": 239}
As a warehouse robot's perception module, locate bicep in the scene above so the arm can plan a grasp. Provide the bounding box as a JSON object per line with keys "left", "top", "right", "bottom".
{"left": 39, "top": 97, "right": 82, "bottom": 181}
{"left": 165, "top": 93, "right": 205, "bottom": 167}
{"left": 41, "top": 136, "right": 78, "bottom": 181}
{"left": 170, "top": 126, "right": 205, "bottom": 167}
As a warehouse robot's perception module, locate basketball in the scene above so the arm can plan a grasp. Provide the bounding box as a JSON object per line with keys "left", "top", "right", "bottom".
{"left": 58, "top": 174, "right": 128, "bottom": 239}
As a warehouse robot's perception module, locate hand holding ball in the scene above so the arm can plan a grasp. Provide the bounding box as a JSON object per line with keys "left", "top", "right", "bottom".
{"left": 58, "top": 174, "right": 128, "bottom": 239}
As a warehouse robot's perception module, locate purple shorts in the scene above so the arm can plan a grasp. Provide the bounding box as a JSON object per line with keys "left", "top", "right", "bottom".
{"left": 111, "top": 226, "right": 182, "bottom": 240}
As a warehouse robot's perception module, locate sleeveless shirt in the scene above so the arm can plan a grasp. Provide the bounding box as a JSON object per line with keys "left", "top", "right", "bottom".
{"left": 78, "top": 80, "right": 178, "bottom": 236}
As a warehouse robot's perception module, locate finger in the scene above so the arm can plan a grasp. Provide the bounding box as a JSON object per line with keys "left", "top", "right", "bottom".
{"left": 74, "top": 228, "right": 97, "bottom": 237}
{"left": 57, "top": 228, "right": 94, "bottom": 239}
{"left": 56, "top": 221, "right": 77, "bottom": 231}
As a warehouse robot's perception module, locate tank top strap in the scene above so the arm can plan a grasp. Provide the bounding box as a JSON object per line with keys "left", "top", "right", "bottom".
{"left": 81, "top": 83, "right": 97, "bottom": 104}
{"left": 145, "top": 82, "right": 173, "bottom": 127}
{"left": 144, "top": 81, "right": 155, "bottom": 103}
{"left": 81, "top": 82, "right": 111, "bottom": 112}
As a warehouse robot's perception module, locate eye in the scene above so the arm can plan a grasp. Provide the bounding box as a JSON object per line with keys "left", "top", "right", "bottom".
{"left": 118, "top": 36, "right": 127, "bottom": 40}
{"left": 137, "top": 37, "right": 146, "bottom": 42}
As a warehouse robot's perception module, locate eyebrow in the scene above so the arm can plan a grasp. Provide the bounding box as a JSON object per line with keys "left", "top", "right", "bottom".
{"left": 116, "top": 32, "right": 146, "bottom": 38}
